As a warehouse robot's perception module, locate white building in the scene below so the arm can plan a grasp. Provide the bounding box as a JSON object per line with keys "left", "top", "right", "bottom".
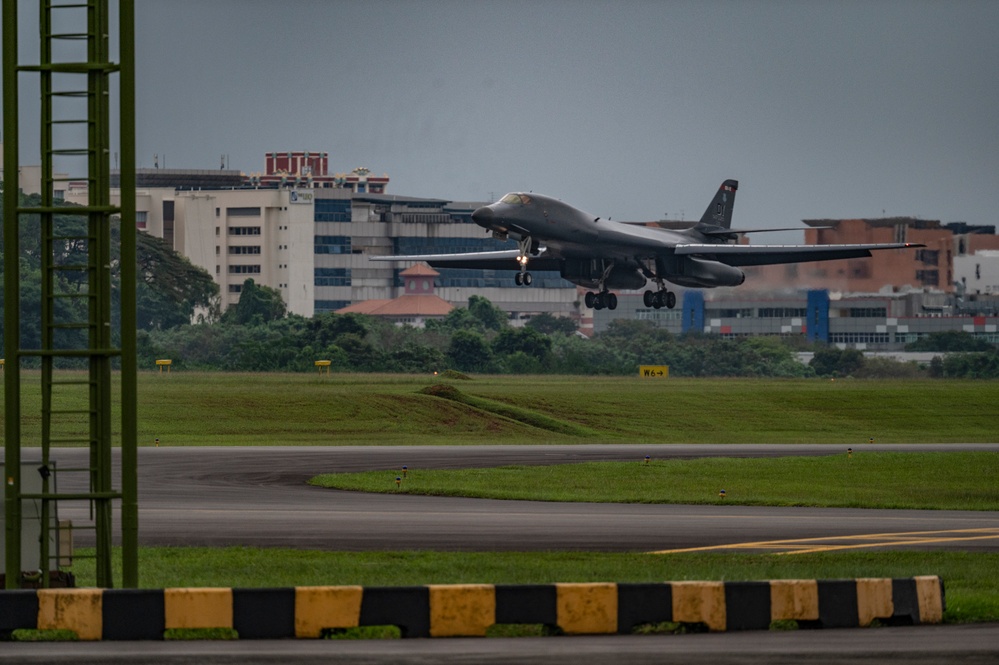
{"left": 62, "top": 164, "right": 580, "bottom": 322}
{"left": 955, "top": 250, "right": 999, "bottom": 296}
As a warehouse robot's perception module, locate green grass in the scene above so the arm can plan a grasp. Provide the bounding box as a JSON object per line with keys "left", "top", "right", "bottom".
{"left": 5, "top": 372, "right": 996, "bottom": 635}
{"left": 2, "top": 372, "right": 998, "bottom": 445}
{"left": 311, "top": 452, "right": 999, "bottom": 510}
{"left": 72, "top": 547, "right": 999, "bottom": 624}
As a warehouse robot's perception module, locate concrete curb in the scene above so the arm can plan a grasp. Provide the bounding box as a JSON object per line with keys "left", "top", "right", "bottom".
{"left": 0, "top": 576, "right": 944, "bottom": 640}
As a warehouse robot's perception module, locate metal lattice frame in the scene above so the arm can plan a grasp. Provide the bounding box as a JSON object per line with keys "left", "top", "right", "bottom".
{"left": 3, "top": 0, "right": 136, "bottom": 589}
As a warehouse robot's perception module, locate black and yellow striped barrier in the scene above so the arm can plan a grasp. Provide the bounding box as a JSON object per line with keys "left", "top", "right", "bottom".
{"left": 0, "top": 577, "right": 944, "bottom": 640}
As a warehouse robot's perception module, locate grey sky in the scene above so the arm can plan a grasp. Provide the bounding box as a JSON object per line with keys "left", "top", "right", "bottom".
{"left": 8, "top": 0, "right": 999, "bottom": 233}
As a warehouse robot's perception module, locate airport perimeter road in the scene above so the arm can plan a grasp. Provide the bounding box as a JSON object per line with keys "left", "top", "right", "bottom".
{"left": 3, "top": 623, "right": 999, "bottom": 664}
{"left": 39, "top": 444, "right": 999, "bottom": 552}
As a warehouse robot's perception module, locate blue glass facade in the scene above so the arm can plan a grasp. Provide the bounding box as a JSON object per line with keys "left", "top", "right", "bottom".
{"left": 314, "top": 199, "right": 351, "bottom": 222}
{"left": 315, "top": 267, "right": 351, "bottom": 286}
{"left": 393, "top": 236, "right": 515, "bottom": 255}
{"left": 681, "top": 290, "right": 705, "bottom": 333}
{"left": 806, "top": 289, "right": 830, "bottom": 342}
{"left": 315, "top": 235, "right": 351, "bottom": 254}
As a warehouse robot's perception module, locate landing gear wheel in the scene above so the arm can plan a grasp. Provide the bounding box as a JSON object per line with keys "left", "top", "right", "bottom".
{"left": 607, "top": 292, "right": 618, "bottom": 310}
{"left": 651, "top": 291, "right": 663, "bottom": 309}
{"left": 643, "top": 290, "right": 654, "bottom": 308}
{"left": 666, "top": 291, "right": 677, "bottom": 309}
{"left": 514, "top": 272, "right": 523, "bottom": 286}
{"left": 523, "top": 272, "right": 533, "bottom": 286}
{"left": 584, "top": 291, "right": 595, "bottom": 308}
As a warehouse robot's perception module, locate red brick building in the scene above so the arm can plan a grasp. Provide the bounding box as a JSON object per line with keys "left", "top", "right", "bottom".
{"left": 746, "top": 218, "right": 953, "bottom": 292}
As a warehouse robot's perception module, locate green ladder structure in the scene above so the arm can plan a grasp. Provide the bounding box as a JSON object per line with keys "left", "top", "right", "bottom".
{"left": 3, "top": 0, "right": 137, "bottom": 588}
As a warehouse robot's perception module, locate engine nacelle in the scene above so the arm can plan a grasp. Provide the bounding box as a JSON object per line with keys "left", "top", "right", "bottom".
{"left": 664, "top": 257, "right": 746, "bottom": 288}
{"left": 561, "top": 259, "right": 647, "bottom": 290}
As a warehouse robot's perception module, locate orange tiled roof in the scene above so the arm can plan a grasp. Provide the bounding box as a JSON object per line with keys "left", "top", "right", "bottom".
{"left": 399, "top": 263, "right": 440, "bottom": 277}
{"left": 336, "top": 294, "right": 453, "bottom": 317}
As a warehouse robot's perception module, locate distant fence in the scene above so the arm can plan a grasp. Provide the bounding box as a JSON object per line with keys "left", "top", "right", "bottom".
{"left": 0, "top": 577, "right": 944, "bottom": 640}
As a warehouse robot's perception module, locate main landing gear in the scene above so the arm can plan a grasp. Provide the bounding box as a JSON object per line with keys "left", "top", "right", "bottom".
{"left": 643, "top": 289, "right": 676, "bottom": 310}
{"left": 585, "top": 290, "right": 618, "bottom": 310}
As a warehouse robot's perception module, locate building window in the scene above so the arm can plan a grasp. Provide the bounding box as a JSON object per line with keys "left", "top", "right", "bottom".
{"left": 830, "top": 333, "right": 890, "bottom": 345}
{"left": 716, "top": 308, "right": 754, "bottom": 318}
{"left": 916, "top": 270, "right": 939, "bottom": 287}
{"left": 916, "top": 249, "right": 940, "bottom": 266}
{"left": 314, "top": 267, "right": 351, "bottom": 286}
{"left": 314, "top": 235, "right": 352, "bottom": 254}
{"left": 229, "top": 226, "right": 261, "bottom": 236}
{"left": 229, "top": 245, "right": 262, "bottom": 255}
{"left": 314, "top": 199, "right": 351, "bottom": 222}
{"left": 229, "top": 265, "right": 261, "bottom": 274}
{"left": 227, "top": 207, "right": 261, "bottom": 217}
{"left": 845, "top": 307, "right": 887, "bottom": 318}
{"left": 758, "top": 307, "right": 807, "bottom": 318}
{"left": 228, "top": 284, "right": 242, "bottom": 293}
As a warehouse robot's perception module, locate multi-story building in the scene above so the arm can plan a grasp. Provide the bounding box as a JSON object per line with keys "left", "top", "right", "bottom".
{"left": 593, "top": 288, "right": 999, "bottom": 350}
{"left": 62, "top": 152, "right": 580, "bottom": 321}
{"left": 745, "top": 217, "right": 955, "bottom": 292}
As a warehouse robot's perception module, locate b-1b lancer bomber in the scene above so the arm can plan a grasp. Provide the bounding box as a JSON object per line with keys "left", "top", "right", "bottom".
{"left": 373, "top": 180, "right": 924, "bottom": 310}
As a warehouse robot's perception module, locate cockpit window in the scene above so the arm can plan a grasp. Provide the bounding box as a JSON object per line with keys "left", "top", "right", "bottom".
{"left": 500, "top": 193, "right": 532, "bottom": 205}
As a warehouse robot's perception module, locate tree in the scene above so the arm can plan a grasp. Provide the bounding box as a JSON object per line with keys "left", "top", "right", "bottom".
{"left": 492, "top": 327, "right": 552, "bottom": 362}
{"left": 133, "top": 230, "right": 220, "bottom": 329}
{"left": 526, "top": 312, "right": 578, "bottom": 336}
{"left": 1, "top": 193, "right": 219, "bottom": 341}
{"left": 467, "top": 295, "right": 508, "bottom": 331}
{"left": 224, "top": 279, "right": 286, "bottom": 326}
{"left": 426, "top": 306, "right": 485, "bottom": 334}
{"left": 905, "top": 330, "right": 994, "bottom": 352}
{"left": 447, "top": 329, "right": 494, "bottom": 373}
{"left": 809, "top": 347, "right": 865, "bottom": 377}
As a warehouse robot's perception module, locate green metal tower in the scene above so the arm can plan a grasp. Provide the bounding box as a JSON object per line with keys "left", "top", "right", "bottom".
{"left": 3, "top": 0, "right": 137, "bottom": 588}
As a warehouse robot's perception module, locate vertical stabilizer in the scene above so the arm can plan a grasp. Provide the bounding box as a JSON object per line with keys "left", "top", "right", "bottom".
{"left": 695, "top": 179, "right": 738, "bottom": 230}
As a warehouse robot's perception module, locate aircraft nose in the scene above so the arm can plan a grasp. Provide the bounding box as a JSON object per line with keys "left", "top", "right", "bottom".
{"left": 471, "top": 206, "right": 494, "bottom": 226}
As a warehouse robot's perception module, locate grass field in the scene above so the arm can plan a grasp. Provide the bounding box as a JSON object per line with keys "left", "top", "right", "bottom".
{"left": 2, "top": 371, "right": 998, "bottom": 445}
{"left": 3, "top": 371, "right": 997, "bottom": 633}
{"left": 311, "top": 452, "right": 999, "bottom": 510}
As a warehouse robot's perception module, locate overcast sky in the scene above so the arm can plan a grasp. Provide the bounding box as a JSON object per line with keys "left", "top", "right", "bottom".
{"left": 7, "top": 0, "right": 999, "bottom": 233}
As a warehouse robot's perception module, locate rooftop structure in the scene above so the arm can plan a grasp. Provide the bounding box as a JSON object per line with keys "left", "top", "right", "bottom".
{"left": 336, "top": 263, "right": 454, "bottom": 326}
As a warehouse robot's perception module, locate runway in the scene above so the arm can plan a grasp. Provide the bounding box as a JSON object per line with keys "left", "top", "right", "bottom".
{"left": 9, "top": 443, "right": 999, "bottom": 664}
{"left": 38, "top": 443, "right": 999, "bottom": 553}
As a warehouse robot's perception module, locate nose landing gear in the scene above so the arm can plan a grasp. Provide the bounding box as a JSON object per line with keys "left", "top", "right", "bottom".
{"left": 513, "top": 236, "right": 534, "bottom": 286}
